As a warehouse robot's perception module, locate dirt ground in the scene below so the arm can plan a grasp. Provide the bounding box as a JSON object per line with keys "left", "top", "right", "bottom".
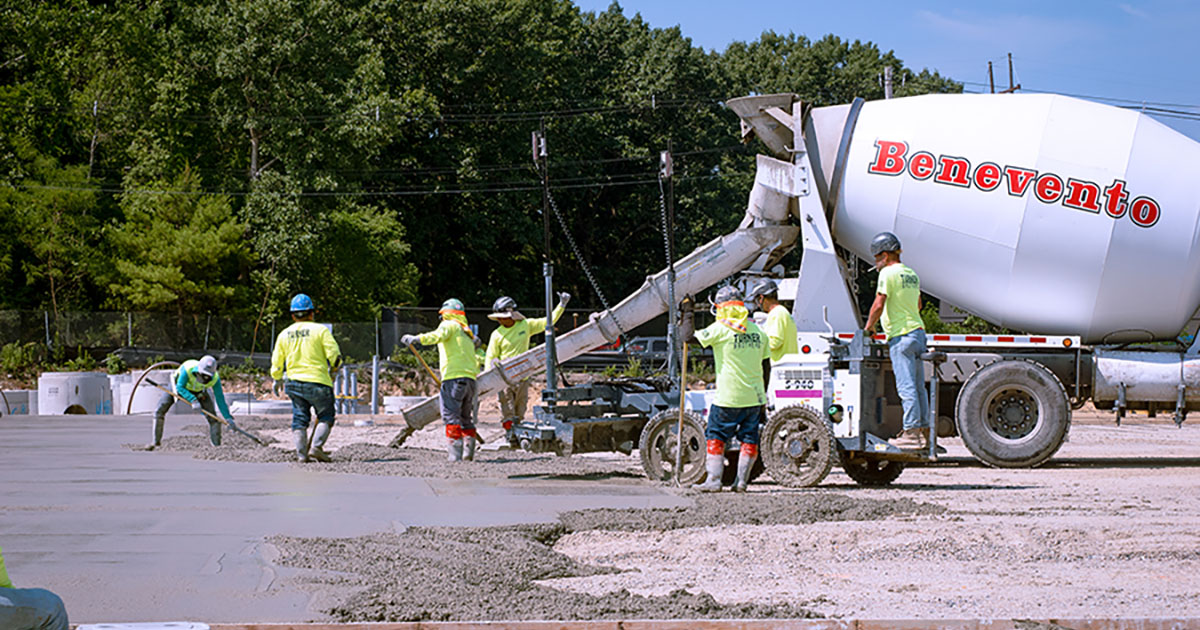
{"left": 136, "top": 404, "right": 1200, "bottom": 620}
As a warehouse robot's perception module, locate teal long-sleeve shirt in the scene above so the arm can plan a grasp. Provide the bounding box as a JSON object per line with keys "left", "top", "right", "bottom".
{"left": 174, "top": 366, "right": 234, "bottom": 420}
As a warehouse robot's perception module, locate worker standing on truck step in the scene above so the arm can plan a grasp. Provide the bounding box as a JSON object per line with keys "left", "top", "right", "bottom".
{"left": 0, "top": 545, "right": 69, "bottom": 630}
{"left": 688, "top": 285, "right": 771, "bottom": 492}
{"left": 485, "top": 292, "right": 570, "bottom": 441}
{"left": 863, "top": 231, "right": 929, "bottom": 450}
{"left": 747, "top": 279, "right": 798, "bottom": 364}
{"left": 148, "top": 355, "right": 236, "bottom": 450}
{"left": 271, "top": 293, "right": 343, "bottom": 463}
{"left": 402, "top": 298, "right": 481, "bottom": 462}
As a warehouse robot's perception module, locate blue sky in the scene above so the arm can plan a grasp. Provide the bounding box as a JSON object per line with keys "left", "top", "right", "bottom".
{"left": 572, "top": 1, "right": 1200, "bottom": 142}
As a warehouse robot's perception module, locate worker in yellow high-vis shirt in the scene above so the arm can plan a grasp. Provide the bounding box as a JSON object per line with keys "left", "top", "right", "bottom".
{"left": 0, "top": 545, "right": 69, "bottom": 630}
{"left": 863, "top": 231, "right": 928, "bottom": 451}
{"left": 485, "top": 292, "right": 569, "bottom": 440}
{"left": 686, "top": 285, "right": 771, "bottom": 493}
{"left": 271, "top": 293, "right": 343, "bottom": 463}
{"left": 747, "top": 279, "right": 798, "bottom": 364}
{"left": 402, "top": 298, "right": 480, "bottom": 462}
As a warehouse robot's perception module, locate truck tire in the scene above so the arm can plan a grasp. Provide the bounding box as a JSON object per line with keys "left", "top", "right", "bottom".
{"left": 838, "top": 450, "right": 905, "bottom": 486}
{"left": 761, "top": 405, "right": 836, "bottom": 487}
{"left": 955, "top": 359, "right": 1070, "bottom": 468}
{"left": 639, "top": 408, "right": 706, "bottom": 484}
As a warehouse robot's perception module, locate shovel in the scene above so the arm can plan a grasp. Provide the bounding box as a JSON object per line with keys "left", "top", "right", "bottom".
{"left": 145, "top": 378, "right": 269, "bottom": 446}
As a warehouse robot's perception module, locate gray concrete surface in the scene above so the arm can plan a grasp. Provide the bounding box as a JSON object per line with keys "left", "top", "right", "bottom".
{"left": 0, "top": 414, "right": 689, "bottom": 624}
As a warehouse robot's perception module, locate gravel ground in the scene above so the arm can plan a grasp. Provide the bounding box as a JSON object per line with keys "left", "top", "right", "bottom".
{"left": 131, "top": 405, "right": 1200, "bottom": 620}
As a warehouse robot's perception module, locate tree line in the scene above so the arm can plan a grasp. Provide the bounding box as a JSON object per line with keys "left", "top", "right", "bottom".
{"left": 0, "top": 0, "right": 960, "bottom": 324}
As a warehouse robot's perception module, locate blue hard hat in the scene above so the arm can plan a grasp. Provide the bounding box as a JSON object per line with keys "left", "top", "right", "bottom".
{"left": 290, "top": 293, "right": 314, "bottom": 312}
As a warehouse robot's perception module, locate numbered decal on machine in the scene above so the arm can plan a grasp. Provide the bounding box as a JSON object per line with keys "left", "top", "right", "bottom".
{"left": 775, "top": 369, "right": 822, "bottom": 399}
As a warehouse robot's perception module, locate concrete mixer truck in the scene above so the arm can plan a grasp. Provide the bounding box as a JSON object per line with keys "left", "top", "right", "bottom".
{"left": 390, "top": 91, "right": 1200, "bottom": 487}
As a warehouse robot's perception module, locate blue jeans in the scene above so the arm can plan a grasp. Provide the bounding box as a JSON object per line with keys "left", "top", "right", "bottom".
{"left": 888, "top": 328, "right": 929, "bottom": 431}
{"left": 285, "top": 380, "right": 336, "bottom": 431}
{"left": 705, "top": 404, "right": 765, "bottom": 445}
{"left": 0, "top": 587, "right": 69, "bottom": 630}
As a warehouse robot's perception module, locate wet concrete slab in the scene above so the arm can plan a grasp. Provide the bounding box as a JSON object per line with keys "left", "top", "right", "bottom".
{"left": 0, "top": 414, "right": 689, "bottom": 624}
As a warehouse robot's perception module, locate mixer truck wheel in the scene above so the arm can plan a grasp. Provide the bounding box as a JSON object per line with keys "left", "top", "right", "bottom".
{"left": 761, "top": 405, "right": 836, "bottom": 487}
{"left": 955, "top": 359, "right": 1070, "bottom": 468}
{"left": 638, "top": 408, "right": 707, "bottom": 484}
{"left": 838, "top": 450, "right": 905, "bottom": 486}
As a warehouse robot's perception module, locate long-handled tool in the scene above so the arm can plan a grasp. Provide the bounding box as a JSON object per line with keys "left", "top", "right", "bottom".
{"left": 676, "top": 340, "right": 688, "bottom": 486}
{"left": 408, "top": 344, "right": 486, "bottom": 445}
{"left": 145, "top": 378, "right": 268, "bottom": 446}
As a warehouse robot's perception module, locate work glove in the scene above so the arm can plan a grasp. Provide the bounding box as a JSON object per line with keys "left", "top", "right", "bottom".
{"left": 401, "top": 334, "right": 419, "bottom": 347}
{"left": 190, "top": 400, "right": 202, "bottom": 411}
{"left": 272, "top": 379, "right": 283, "bottom": 396}
{"left": 557, "top": 291, "right": 571, "bottom": 307}
{"left": 473, "top": 334, "right": 483, "bottom": 349}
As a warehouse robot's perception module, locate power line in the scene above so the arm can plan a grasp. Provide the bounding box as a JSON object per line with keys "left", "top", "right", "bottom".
{"left": 7, "top": 173, "right": 728, "bottom": 198}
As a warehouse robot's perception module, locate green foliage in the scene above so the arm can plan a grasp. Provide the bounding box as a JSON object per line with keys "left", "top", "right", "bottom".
{"left": 60, "top": 346, "right": 97, "bottom": 372}
{"left": 1, "top": 342, "right": 44, "bottom": 378}
{"left": 103, "top": 352, "right": 127, "bottom": 375}
{"left": 920, "top": 302, "right": 1008, "bottom": 335}
{"left": 0, "top": 0, "right": 962, "bottom": 322}
{"left": 106, "top": 167, "right": 251, "bottom": 311}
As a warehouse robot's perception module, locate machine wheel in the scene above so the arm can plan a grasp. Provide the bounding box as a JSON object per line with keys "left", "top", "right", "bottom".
{"left": 761, "top": 405, "right": 836, "bottom": 487}
{"left": 638, "top": 408, "right": 706, "bottom": 484}
{"left": 721, "top": 447, "right": 766, "bottom": 486}
{"left": 955, "top": 359, "right": 1070, "bottom": 468}
{"left": 838, "top": 450, "right": 905, "bottom": 486}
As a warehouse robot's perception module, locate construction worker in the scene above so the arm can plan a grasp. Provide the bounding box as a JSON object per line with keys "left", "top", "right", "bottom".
{"left": 0, "top": 545, "right": 69, "bottom": 630}
{"left": 687, "top": 285, "right": 770, "bottom": 492}
{"left": 747, "top": 279, "right": 798, "bottom": 364}
{"left": 271, "top": 293, "right": 343, "bottom": 463}
{"left": 401, "top": 298, "right": 480, "bottom": 462}
{"left": 148, "top": 355, "right": 235, "bottom": 449}
{"left": 485, "top": 292, "right": 570, "bottom": 438}
{"left": 863, "top": 231, "right": 929, "bottom": 450}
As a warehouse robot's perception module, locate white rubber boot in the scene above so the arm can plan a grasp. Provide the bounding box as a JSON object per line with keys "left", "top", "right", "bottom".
{"left": 733, "top": 446, "right": 757, "bottom": 492}
{"left": 691, "top": 452, "right": 725, "bottom": 492}
{"left": 308, "top": 422, "right": 332, "bottom": 462}
{"left": 463, "top": 434, "right": 477, "bottom": 461}
{"left": 293, "top": 429, "right": 310, "bottom": 463}
{"left": 447, "top": 438, "right": 464, "bottom": 462}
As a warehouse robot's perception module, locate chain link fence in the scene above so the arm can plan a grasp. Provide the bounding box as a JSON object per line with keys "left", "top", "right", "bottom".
{"left": 0, "top": 307, "right": 602, "bottom": 368}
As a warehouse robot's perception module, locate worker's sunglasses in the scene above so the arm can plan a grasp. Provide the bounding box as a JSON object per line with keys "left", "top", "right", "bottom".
{"left": 197, "top": 374, "right": 213, "bottom": 384}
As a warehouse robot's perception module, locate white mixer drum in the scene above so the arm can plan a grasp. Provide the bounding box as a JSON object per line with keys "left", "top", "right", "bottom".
{"left": 822, "top": 93, "right": 1200, "bottom": 343}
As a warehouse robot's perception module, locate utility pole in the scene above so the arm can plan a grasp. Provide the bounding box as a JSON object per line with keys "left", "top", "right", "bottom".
{"left": 999, "top": 53, "right": 1021, "bottom": 94}
{"left": 661, "top": 142, "right": 677, "bottom": 389}
{"left": 883, "top": 66, "right": 894, "bottom": 99}
{"left": 988, "top": 61, "right": 995, "bottom": 94}
{"left": 533, "top": 120, "right": 557, "bottom": 412}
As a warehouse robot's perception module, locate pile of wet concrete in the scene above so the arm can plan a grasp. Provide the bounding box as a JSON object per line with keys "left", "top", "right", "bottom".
{"left": 270, "top": 494, "right": 943, "bottom": 622}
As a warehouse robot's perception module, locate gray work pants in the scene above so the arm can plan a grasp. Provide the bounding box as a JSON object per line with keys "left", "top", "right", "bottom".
{"left": 153, "top": 389, "right": 220, "bottom": 446}
{"left": 0, "top": 587, "right": 69, "bottom": 630}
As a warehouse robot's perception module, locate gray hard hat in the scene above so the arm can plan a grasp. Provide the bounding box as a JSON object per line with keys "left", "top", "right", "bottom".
{"left": 746, "top": 278, "right": 779, "bottom": 301}
{"left": 869, "top": 231, "right": 902, "bottom": 256}
{"left": 197, "top": 355, "right": 218, "bottom": 378}
{"left": 714, "top": 285, "right": 742, "bottom": 304}
{"left": 488, "top": 295, "right": 525, "bottom": 321}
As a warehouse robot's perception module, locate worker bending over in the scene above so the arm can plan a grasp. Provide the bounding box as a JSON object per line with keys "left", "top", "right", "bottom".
{"left": 149, "top": 355, "right": 235, "bottom": 449}
{"left": 485, "top": 292, "right": 569, "bottom": 439}
{"left": 863, "top": 232, "right": 929, "bottom": 450}
{"left": 402, "top": 298, "right": 480, "bottom": 462}
{"left": 688, "top": 285, "right": 771, "bottom": 492}
{"left": 271, "top": 293, "right": 343, "bottom": 463}
{"left": 0, "top": 545, "right": 69, "bottom": 630}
